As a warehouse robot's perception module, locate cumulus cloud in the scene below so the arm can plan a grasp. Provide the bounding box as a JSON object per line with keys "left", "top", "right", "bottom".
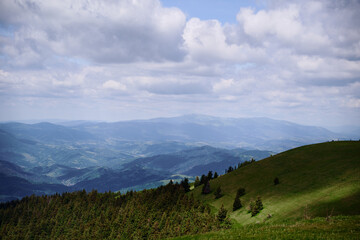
{"left": 0, "top": 0, "right": 186, "bottom": 67}
{"left": 0, "top": 0, "right": 359, "bottom": 126}
{"left": 182, "top": 18, "right": 265, "bottom": 63}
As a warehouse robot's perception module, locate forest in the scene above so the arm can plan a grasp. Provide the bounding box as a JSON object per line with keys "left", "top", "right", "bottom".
{"left": 0, "top": 180, "right": 228, "bottom": 239}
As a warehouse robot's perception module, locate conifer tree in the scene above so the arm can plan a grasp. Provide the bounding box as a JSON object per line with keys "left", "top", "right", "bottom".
{"left": 207, "top": 171, "right": 213, "bottom": 180}
{"left": 256, "top": 196, "right": 263, "bottom": 211}
{"left": 194, "top": 176, "right": 200, "bottom": 187}
{"left": 202, "top": 181, "right": 211, "bottom": 194}
{"left": 214, "top": 186, "right": 222, "bottom": 199}
{"left": 232, "top": 195, "right": 242, "bottom": 211}
{"left": 200, "top": 174, "right": 207, "bottom": 185}
{"left": 213, "top": 172, "right": 218, "bottom": 178}
{"left": 181, "top": 178, "right": 190, "bottom": 192}
{"left": 217, "top": 204, "right": 228, "bottom": 223}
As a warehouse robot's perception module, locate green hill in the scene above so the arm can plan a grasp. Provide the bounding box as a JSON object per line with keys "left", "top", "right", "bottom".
{"left": 191, "top": 141, "right": 360, "bottom": 225}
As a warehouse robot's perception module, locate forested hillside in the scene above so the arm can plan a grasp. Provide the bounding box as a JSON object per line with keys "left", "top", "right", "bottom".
{"left": 1, "top": 141, "right": 359, "bottom": 239}
{"left": 0, "top": 182, "right": 226, "bottom": 239}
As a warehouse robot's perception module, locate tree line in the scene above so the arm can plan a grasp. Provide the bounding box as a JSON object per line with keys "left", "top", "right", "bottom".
{"left": 0, "top": 182, "right": 224, "bottom": 239}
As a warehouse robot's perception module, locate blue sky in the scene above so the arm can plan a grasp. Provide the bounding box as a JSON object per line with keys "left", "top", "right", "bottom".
{"left": 0, "top": 0, "right": 359, "bottom": 128}
{"left": 161, "top": 0, "right": 261, "bottom": 23}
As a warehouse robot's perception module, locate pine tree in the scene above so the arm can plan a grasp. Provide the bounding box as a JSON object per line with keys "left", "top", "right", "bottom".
{"left": 213, "top": 172, "right": 218, "bottom": 178}
{"left": 227, "top": 166, "right": 234, "bottom": 173}
{"left": 200, "top": 174, "right": 207, "bottom": 185}
{"left": 207, "top": 171, "right": 213, "bottom": 180}
{"left": 249, "top": 196, "right": 263, "bottom": 216}
{"left": 194, "top": 176, "right": 200, "bottom": 187}
{"left": 214, "top": 186, "right": 222, "bottom": 199}
{"left": 202, "top": 181, "right": 211, "bottom": 194}
{"left": 217, "top": 204, "right": 227, "bottom": 223}
{"left": 255, "top": 196, "right": 263, "bottom": 210}
{"left": 181, "top": 178, "right": 190, "bottom": 192}
{"left": 232, "top": 196, "right": 242, "bottom": 211}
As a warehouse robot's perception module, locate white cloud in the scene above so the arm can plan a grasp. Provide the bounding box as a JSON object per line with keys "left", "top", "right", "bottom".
{"left": 183, "top": 18, "right": 265, "bottom": 63}
{"left": 0, "top": 0, "right": 359, "bottom": 126}
{"left": 0, "top": 0, "right": 186, "bottom": 67}
{"left": 102, "top": 80, "right": 127, "bottom": 91}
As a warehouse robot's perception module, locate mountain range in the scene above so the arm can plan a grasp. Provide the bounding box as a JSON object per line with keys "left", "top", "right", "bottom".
{"left": 0, "top": 114, "right": 351, "bottom": 201}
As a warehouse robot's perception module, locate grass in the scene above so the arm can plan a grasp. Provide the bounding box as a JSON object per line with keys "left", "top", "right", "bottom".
{"left": 190, "top": 141, "right": 360, "bottom": 224}
{"left": 170, "top": 215, "right": 360, "bottom": 240}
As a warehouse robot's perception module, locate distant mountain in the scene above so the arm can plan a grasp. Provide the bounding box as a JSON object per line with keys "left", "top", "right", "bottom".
{"left": 0, "top": 114, "right": 349, "bottom": 201}
{"left": 0, "top": 122, "right": 96, "bottom": 144}
{"left": 72, "top": 114, "right": 342, "bottom": 151}
{"left": 127, "top": 145, "right": 272, "bottom": 176}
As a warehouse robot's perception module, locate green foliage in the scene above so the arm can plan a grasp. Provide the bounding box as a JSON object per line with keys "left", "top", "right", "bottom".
{"left": 217, "top": 204, "right": 227, "bottom": 223}
{"left": 200, "top": 174, "right": 207, "bottom": 185}
{"left": 249, "top": 196, "right": 263, "bottom": 216}
{"left": 194, "top": 176, "right": 201, "bottom": 188}
{"left": 180, "top": 178, "right": 190, "bottom": 192}
{"left": 207, "top": 171, "right": 213, "bottom": 180}
{"left": 232, "top": 196, "right": 242, "bottom": 211}
{"left": 214, "top": 186, "right": 223, "bottom": 199}
{"left": 202, "top": 181, "right": 211, "bottom": 195}
{"left": 0, "top": 183, "right": 224, "bottom": 240}
{"left": 214, "top": 172, "right": 218, "bottom": 179}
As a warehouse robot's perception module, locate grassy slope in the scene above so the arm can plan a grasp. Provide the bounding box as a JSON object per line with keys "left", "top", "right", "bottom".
{"left": 190, "top": 141, "right": 360, "bottom": 225}
{"left": 171, "top": 216, "right": 360, "bottom": 240}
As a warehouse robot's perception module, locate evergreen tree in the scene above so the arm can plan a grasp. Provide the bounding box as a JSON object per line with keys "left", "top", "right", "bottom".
{"left": 207, "top": 171, "right": 213, "bottom": 180}
{"left": 214, "top": 186, "right": 222, "bottom": 199}
{"left": 232, "top": 196, "right": 242, "bottom": 211}
{"left": 200, "top": 174, "right": 207, "bottom": 185}
{"left": 202, "top": 181, "right": 211, "bottom": 194}
{"left": 217, "top": 204, "right": 227, "bottom": 223}
{"left": 274, "top": 177, "right": 280, "bottom": 185}
{"left": 194, "top": 176, "right": 201, "bottom": 187}
{"left": 227, "top": 166, "right": 234, "bottom": 173}
{"left": 181, "top": 178, "right": 190, "bottom": 192}
{"left": 249, "top": 196, "right": 263, "bottom": 216}
{"left": 213, "top": 172, "right": 218, "bottom": 178}
{"left": 256, "top": 196, "right": 263, "bottom": 210}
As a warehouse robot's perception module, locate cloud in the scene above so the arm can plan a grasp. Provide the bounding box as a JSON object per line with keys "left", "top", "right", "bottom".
{"left": 0, "top": 0, "right": 186, "bottom": 68}
{"left": 183, "top": 18, "right": 265, "bottom": 63}
{"left": 103, "top": 80, "right": 127, "bottom": 91}
{"left": 0, "top": 0, "right": 359, "bottom": 126}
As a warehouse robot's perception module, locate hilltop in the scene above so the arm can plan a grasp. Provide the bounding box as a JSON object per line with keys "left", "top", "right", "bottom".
{"left": 191, "top": 141, "right": 360, "bottom": 225}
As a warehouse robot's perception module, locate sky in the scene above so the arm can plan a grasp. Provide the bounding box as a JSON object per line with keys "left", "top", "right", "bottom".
{"left": 0, "top": 0, "right": 359, "bottom": 128}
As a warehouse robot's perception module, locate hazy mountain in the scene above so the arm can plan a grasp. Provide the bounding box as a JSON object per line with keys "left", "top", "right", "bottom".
{"left": 127, "top": 145, "right": 272, "bottom": 176}
{"left": 71, "top": 114, "right": 342, "bottom": 151}
{"left": 0, "top": 114, "right": 349, "bottom": 201}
